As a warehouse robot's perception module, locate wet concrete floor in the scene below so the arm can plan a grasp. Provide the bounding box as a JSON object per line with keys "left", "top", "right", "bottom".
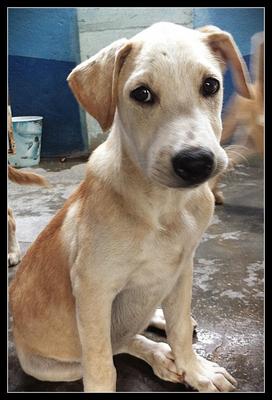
{"left": 8, "top": 156, "right": 264, "bottom": 392}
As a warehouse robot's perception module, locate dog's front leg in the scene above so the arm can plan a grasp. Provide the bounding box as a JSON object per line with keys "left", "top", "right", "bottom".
{"left": 72, "top": 268, "right": 117, "bottom": 392}
{"left": 162, "top": 258, "right": 237, "bottom": 392}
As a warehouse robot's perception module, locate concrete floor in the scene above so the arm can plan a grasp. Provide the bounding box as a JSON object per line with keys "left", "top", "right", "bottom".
{"left": 8, "top": 156, "right": 264, "bottom": 393}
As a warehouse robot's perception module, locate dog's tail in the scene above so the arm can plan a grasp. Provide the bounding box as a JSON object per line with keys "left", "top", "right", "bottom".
{"left": 8, "top": 165, "right": 50, "bottom": 187}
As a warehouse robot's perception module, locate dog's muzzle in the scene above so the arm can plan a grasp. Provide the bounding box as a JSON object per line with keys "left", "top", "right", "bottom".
{"left": 171, "top": 147, "right": 214, "bottom": 186}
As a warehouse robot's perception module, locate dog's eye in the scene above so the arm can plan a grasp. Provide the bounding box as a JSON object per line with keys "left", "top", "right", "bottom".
{"left": 201, "top": 78, "right": 220, "bottom": 97}
{"left": 130, "top": 86, "right": 154, "bottom": 104}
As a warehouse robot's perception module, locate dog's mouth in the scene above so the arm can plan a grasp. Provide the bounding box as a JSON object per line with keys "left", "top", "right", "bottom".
{"left": 150, "top": 171, "right": 211, "bottom": 189}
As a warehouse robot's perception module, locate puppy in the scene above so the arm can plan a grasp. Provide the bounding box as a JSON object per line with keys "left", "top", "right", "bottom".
{"left": 9, "top": 22, "right": 252, "bottom": 392}
{"left": 8, "top": 165, "right": 49, "bottom": 266}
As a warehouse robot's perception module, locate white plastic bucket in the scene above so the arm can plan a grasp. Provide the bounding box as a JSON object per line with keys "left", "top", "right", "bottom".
{"left": 8, "top": 116, "right": 43, "bottom": 167}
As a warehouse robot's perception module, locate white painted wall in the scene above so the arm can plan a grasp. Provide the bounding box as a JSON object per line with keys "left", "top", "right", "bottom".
{"left": 76, "top": 7, "right": 193, "bottom": 148}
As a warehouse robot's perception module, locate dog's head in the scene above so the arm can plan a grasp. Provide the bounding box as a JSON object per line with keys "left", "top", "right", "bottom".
{"left": 68, "top": 22, "right": 252, "bottom": 188}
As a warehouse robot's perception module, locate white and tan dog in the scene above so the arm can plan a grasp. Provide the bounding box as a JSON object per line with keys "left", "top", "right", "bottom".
{"left": 9, "top": 22, "right": 252, "bottom": 392}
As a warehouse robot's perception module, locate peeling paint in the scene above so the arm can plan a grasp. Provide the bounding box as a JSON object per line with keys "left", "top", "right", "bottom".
{"left": 201, "top": 231, "right": 244, "bottom": 242}
{"left": 201, "top": 233, "right": 219, "bottom": 242}
{"left": 220, "top": 231, "right": 242, "bottom": 240}
{"left": 194, "top": 258, "right": 220, "bottom": 291}
{"left": 243, "top": 261, "right": 264, "bottom": 300}
{"left": 235, "top": 171, "right": 250, "bottom": 176}
{"left": 210, "top": 214, "right": 221, "bottom": 225}
{"left": 220, "top": 289, "right": 246, "bottom": 299}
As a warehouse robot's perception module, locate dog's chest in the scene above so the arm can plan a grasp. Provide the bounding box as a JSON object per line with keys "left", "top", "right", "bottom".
{"left": 125, "top": 213, "right": 199, "bottom": 290}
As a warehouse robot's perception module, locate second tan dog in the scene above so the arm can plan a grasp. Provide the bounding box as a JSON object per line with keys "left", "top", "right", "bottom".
{"left": 8, "top": 165, "right": 49, "bottom": 266}
{"left": 9, "top": 22, "right": 252, "bottom": 392}
{"left": 210, "top": 33, "right": 264, "bottom": 204}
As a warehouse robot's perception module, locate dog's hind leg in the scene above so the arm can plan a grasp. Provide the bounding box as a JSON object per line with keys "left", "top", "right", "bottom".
{"left": 16, "top": 344, "right": 82, "bottom": 382}
{"left": 116, "top": 334, "right": 185, "bottom": 384}
{"left": 148, "top": 308, "right": 166, "bottom": 330}
{"left": 148, "top": 308, "right": 197, "bottom": 333}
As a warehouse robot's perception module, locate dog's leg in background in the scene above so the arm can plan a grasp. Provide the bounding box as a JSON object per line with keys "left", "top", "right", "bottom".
{"left": 162, "top": 259, "right": 237, "bottom": 392}
{"left": 8, "top": 165, "right": 50, "bottom": 266}
{"left": 8, "top": 208, "right": 21, "bottom": 267}
{"left": 209, "top": 174, "right": 225, "bottom": 205}
{"left": 210, "top": 142, "right": 255, "bottom": 205}
{"left": 209, "top": 96, "right": 241, "bottom": 205}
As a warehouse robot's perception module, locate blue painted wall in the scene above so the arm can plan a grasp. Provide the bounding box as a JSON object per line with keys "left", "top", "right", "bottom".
{"left": 193, "top": 8, "right": 264, "bottom": 109}
{"left": 8, "top": 8, "right": 87, "bottom": 157}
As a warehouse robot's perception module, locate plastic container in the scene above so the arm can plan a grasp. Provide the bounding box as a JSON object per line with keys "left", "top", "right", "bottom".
{"left": 8, "top": 116, "right": 43, "bottom": 167}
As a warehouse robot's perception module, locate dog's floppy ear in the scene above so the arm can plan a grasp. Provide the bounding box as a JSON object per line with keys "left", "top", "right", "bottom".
{"left": 67, "top": 39, "right": 132, "bottom": 132}
{"left": 198, "top": 25, "right": 252, "bottom": 99}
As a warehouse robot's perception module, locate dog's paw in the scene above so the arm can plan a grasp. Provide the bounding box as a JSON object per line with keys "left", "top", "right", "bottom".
{"left": 151, "top": 342, "right": 185, "bottom": 384}
{"left": 8, "top": 251, "right": 21, "bottom": 267}
{"left": 182, "top": 354, "right": 237, "bottom": 392}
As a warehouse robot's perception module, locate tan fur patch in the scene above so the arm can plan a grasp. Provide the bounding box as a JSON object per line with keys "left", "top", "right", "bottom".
{"left": 9, "top": 184, "right": 89, "bottom": 360}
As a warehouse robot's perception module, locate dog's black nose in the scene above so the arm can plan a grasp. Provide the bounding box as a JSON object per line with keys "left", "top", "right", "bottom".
{"left": 172, "top": 147, "right": 214, "bottom": 185}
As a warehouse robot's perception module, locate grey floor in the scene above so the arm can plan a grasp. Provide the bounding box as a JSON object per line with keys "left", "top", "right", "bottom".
{"left": 8, "top": 156, "right": 264, "bottom": 393}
